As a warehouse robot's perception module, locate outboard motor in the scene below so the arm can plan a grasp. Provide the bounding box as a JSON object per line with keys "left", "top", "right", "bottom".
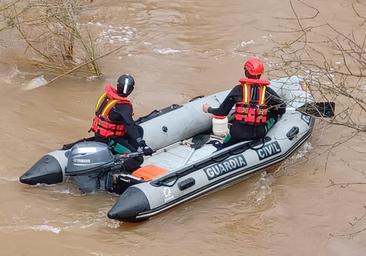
{"left": 65, "top": 141, "right": 117, "bottom": 193}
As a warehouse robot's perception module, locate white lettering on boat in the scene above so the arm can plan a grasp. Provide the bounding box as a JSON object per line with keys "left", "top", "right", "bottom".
{"left": 204, "top": 155, "right": 247, "bottom": 180}
{"left": 256, "top": 141, "right": 282, "bottom": 160}
{"left": 301, "top": 114, "right": 311, "bottom": 125}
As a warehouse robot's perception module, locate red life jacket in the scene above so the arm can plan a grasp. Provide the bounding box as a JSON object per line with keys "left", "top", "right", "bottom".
{"left": 234, "top": 78, "right": 270, "bottom": 125}
{"left": 90, "top": 84, "right": 132, "bottom": 138}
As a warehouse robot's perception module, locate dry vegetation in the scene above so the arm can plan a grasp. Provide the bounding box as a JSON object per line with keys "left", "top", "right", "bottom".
{"left": 0, "top": 0, "right": 103, "bottom": 81}
{"left": 264, "top": 0, "right": 366, "bottom": 133}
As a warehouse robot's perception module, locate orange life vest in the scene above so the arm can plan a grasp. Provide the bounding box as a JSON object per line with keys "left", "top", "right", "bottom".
{"left": 90, "top": 84, "right": 132, "bottom": 138}
{"left": 234, "top": 78, "right": 270, "bottom": 125}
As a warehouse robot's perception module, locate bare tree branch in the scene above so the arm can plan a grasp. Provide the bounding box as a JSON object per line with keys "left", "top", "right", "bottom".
{"left": 0, "top": 0, "right": 103, "bottom": 77}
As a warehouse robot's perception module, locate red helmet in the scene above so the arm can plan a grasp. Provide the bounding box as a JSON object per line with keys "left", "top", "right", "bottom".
{"left": 244, "top": 57, "right": 264, "bottom": 76}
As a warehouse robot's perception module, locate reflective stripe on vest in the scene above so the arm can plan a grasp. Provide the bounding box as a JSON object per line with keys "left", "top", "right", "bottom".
{"left": 259, "top": 85, "right": 266, "bottom": 105}
{"left": 95, "top": 92, "right": 107, "bottom": 112}
{"left": 101, "top": 99, "right": 119, "bottom": 117}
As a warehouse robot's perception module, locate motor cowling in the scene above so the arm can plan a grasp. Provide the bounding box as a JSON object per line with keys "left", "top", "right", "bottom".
{"left": 65, "top": 141, "right": 115, "bottom": 193}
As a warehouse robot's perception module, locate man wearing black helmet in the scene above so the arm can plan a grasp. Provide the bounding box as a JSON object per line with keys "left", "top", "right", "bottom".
{"left": 90, "top": 74, "right": 154, "bottom": 173}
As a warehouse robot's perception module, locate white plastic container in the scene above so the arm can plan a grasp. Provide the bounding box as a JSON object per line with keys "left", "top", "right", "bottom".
{"left": 25, "top": 75, "right": 48, "bottom": 90}
{"left": 212, "top": 115, "right": 229, "bottom": 137}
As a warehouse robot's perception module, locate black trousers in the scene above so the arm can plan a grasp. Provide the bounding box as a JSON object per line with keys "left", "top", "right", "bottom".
{"left": 223, "top": 121, "right": 267, "bottom": 148}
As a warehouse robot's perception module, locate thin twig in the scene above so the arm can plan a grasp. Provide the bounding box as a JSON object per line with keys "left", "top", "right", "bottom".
{"left": 44, "top": 45, "right": 124, "bottom": 86}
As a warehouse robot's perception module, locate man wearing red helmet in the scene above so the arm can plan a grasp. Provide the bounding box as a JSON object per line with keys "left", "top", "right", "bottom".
{"left": 203, "top": 57, "right": 286, "bottom": 147}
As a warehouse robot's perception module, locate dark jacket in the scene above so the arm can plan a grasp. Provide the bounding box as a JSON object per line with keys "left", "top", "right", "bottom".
{"left": 108, "top": 103, "right": 141, "bottom": 142}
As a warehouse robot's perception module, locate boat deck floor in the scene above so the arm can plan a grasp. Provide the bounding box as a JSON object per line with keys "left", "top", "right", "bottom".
{"left": 143, "top": 135, "right": 224, "bottom": 172}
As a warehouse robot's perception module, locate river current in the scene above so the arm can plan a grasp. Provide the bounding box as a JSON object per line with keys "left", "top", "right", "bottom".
{"left": 0, "top": 0, "right": 365, "bottom": 255}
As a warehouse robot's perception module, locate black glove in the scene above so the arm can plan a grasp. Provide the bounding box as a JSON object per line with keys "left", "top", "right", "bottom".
{"left": 138, "top": 140, "right": 154, "bottom": 156}
{"left": 142, "top": 146, "right": 154, "bottom": 156}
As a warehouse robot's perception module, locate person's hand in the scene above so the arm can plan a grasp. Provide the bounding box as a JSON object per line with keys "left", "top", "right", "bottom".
{"left": 138, "top": 140, "right": 154, "bottom": 156}
{"left": 203, "top": 103, "right": 210, "bottom": 113}
{"left": 142, "top": 146, "right": 154, "bottom": 156}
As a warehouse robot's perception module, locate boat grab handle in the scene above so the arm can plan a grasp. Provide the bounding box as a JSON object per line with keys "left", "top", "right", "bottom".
{"left": 286, "top": 126, "right": 299, "bottom": 140}
{"left": 212, "top": 152, "right": 231, "bottom": 162}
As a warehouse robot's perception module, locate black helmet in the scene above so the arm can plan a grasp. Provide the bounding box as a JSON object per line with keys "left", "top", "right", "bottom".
{"left": 117, "top": 74, "right": 135, "bottom": 96}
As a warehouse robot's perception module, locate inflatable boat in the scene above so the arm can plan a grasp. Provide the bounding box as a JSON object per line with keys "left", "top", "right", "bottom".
{"left": 20, "top": 76, "right": 329, "bottom": 222}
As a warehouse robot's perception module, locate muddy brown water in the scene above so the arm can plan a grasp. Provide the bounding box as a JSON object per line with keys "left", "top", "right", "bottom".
{"left": 0, "top": 0, "right": 366, "bottom": 255}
